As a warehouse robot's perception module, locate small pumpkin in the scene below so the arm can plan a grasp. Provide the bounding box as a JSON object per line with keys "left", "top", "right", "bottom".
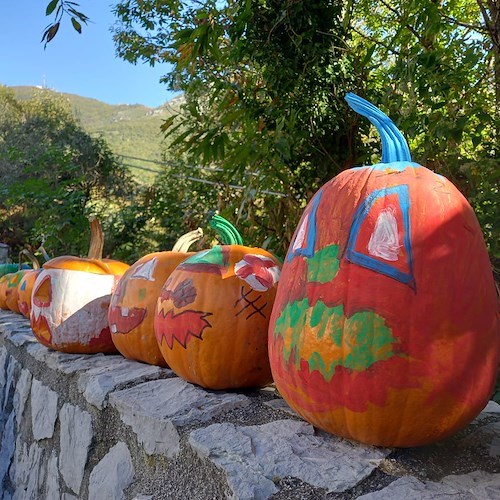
{"left": 17, "top": 250, "right": 47, "bottom": 318}
{"left": 0, "top": 274, "right": 10, "bottom": 310}
{"left": 154, "top": 215, "right": 281, "bottom": 389}
{"left": 108, "top": 228, "right": 204, "bottom": 366}
{"left": 30, "top": 218, "right": 129, "bottom": 354}
{"left": 268, "top": 93, "right": 500, "bottom": 447}
{"left": 0, "top": 259, "right": 32, "bottom": 311}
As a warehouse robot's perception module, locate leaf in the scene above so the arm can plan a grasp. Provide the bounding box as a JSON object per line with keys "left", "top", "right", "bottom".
{"left": 45, "top": 0, "right": 59, "bottom": 16}
{"left": 71, "top": 17, "right": 82, "bottom": 34}
{"left": 46, "top": 23, "right": 60, "bottom": 44}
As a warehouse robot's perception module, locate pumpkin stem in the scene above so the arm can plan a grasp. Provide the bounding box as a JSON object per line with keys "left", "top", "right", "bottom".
{"left": 19, "top": 249, "right": 40, "bottom": 270}
{"left": 209, "top": 214, "right": 244, "bottom": 245}
{"left": 36, "top": 245, "right": 50, "bottom": 262}
{"left": 172, "top": 228, "right": 204, "bottom": 253}
{"left": 345, "top": 93, "right": 412, "bottom": 163}
{"left": 87, "top": 217, "right": 104, "bottom": 260}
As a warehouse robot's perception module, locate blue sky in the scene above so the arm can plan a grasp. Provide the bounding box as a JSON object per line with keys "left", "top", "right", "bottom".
{"left": 0, "top": 1, "right": 178, "bottom": 108}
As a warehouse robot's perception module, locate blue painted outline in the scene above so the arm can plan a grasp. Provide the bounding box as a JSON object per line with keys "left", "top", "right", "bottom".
{"left": 286, "top": 189, "right": 323, "bottom": 262}
{"left": 346, "top": 185, "right": 415, "bottom": 289}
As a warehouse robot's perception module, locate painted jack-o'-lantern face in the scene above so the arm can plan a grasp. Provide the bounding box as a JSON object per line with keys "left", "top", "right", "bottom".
{"left": 30, "top": 218, "right": 129, "bottom": 354}
{"left": 30, "top": 260, "right": 127, "bottom": 354}
{"left": 109, "top": 252, "right": 195, "bottom": 366}
{"left": 268, "top": 93, "right": 500, "bottom": 448}
{"left": 154, "top": 244, "right": 281, "bottom": 390}
{"left": 108, "top": 228, "right": 203, "bottom": 366}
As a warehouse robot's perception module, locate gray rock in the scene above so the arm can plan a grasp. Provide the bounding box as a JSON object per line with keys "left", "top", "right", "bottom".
{"left": 2, "top": 356, "right": 19, "bottom": 413}
{"left": 30, "top": 379, "right": 58, "bottom": 440}
{"left": 189, "top": 419, "right": 389, "bottom": 499}
{"left": 45, "top": 451, "right": 60, "bottom": 499}
{"left": 77, "top": 359, "right": 164, "bottom": 408}
{"left": 264, "top": 398, "right": 298, "bottom": 417}
{"left": 109, "top": 378, "right": 250, "bottom": 457}
{"left": 88, "top": 442, "right": 134, "bottom": 500}
{"left": 0, "top": 411, "right": 16, "bottom": 489}
{"left": 358, "top": 471, "right": 500, "bottom": 499}
{"left": 10, "top": 439, "right": 44, "bottom": 500}
{"left": 59, "top": 403, "right": 93, "bottom": 495}
{"left": 0, "top": 347, "right": 8, "bottom": 413}
{"left": 7, "top": 329, "right": 36, "bottom": 347}
{"left": 12, "top": 369, "right": 32, "bottom": 429}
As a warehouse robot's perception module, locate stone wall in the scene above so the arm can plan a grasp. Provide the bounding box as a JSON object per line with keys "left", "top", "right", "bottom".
{"left": 0, "top": 309, "right": 499, "bottom": 500}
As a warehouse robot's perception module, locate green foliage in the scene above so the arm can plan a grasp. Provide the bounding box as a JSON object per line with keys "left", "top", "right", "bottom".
{"left": 112, "top": 0, "right": 498, "bottom": 265}
{"left": 0, "top": 88, "right": 137, "bottom": 259}
{"left": 113, "top": 0, "right": 364, "bottom": 256}
{"left": 352, "top": 0, "right": 499, "bottom": 264}
{"left": 11, "top": 86, "right": 179, "bottom": 184}
{"left": 42, "top": 0, "right": 88, "bottom": 47}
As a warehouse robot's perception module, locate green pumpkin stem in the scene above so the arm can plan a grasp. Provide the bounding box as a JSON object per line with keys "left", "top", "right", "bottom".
{"left": 172, "top": 228, "right": 204, "bottom": 252}
{"left": 19, "top": 249, "right": 40, "bottom": 270}
{"left": 209, "top": 214, "right": 244, "bottom": 245}
{"left": 87, "top": 217, "right": 104, "bottom": 260}
{"left": 345, "top": 93, "right": 412, "bottom": 163}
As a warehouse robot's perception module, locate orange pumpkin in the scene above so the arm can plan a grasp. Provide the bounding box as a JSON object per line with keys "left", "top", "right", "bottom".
{"left": 154, "top": 215, "right": 281, "bottom": 389}
{"left": 17, "top": 250, "right": 46, "bottom": 318}
{"left": 5, "top": 249, "right": 40, "bottom": 313}
{"left": 30, "top": 218, "right": 129, "bottom": 354}
{"left": 0, "top": 274, "right": 10, "bottom": 310}
{"left": 108, "top": 228, "right": 204, "bottom": 366}
{"left": 268, "top": 93, "right": 500, "bottom": 447}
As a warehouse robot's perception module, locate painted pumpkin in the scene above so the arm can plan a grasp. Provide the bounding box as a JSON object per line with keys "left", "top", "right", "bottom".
{"left": 0, "top": 274, "right": 10, "bottom": 310}
{"left": 17, "top": 250, "right": 44, "bottom": 318}
{"left": 4, "top": 249, "right": 42, "bottom": 315}
{"left": 109, "top": 228, "right": 204, "bottom": 366}
{"left": 268, "top": 93, "right": 500, "bottom": 448}
{"left": 154, "top": 215, "right": 281, "bottom": 389}
{"left": 30, "top": 218, "right": 129, "bottom": 354}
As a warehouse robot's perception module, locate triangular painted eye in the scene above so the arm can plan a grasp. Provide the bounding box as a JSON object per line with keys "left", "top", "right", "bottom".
{"left": 130, "top": 257, "right": 158, "bottom": 281}
{"left": 345, "top": 184, "right": 415, "bottom": 289}
{"left": 367, "top": 206, "right": 401, "bottom": 261}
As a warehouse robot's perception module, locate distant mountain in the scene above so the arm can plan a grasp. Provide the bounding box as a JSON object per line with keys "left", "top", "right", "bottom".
{"left": 11, "top": 86, "right": 183, "bottom": 182}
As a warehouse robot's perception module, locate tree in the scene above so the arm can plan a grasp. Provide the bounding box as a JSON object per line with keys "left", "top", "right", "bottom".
{"left": 351, "top": 0, "right": 499, "bottom": 265}
{"left": 0, "top": 87, "right": 136, "bottom": 259}
{"left": 111, "top": 0, "right": 366, "bottom": 255}
{"left": 41, "top": 0, "right": 498, "bottom": 266}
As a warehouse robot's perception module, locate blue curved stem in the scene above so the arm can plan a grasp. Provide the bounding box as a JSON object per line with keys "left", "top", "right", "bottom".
{"left": 345, "top": 93, "right": 412, "bottom": 163}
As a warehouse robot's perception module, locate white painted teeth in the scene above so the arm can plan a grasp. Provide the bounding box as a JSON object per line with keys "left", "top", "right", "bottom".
{"left": 121, "top": 307, "right": 129, "bottom": 317}
{"left": 110, "top": 324, "right": 117, "bottom": 333}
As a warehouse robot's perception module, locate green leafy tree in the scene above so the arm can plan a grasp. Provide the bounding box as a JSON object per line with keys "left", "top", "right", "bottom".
{"left": 352, "top": 0, "right": 499, "bottom": 266}
{"left": 112, "top": 0, "right": 363, "bottom": 255}
{"left": 40, "top": 0, "right": 498, "bottom": 266}
{"left": 0, "top": 87, "right": 136, "bottom": 259}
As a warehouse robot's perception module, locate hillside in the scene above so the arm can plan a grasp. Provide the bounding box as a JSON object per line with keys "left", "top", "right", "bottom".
{"left": 11, "top": 86, "right": 183, "bottom": 182}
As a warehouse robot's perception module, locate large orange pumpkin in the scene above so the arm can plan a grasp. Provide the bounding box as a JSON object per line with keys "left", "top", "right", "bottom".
{"left": 108, "top": 228, "right": 204, "bottom": 366}
{"left": 30, "top": 218, "right": 129, "bottom": 354}
{"left": 154, "top": 215, "right": 281, "bottom": 389}
{"left": 268, "top": 93, "right": 500, "bottom": 447}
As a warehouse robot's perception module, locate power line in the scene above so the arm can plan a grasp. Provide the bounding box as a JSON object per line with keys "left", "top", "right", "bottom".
{"left": 119, "top": 157, "right": 287, "bottom": 197}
